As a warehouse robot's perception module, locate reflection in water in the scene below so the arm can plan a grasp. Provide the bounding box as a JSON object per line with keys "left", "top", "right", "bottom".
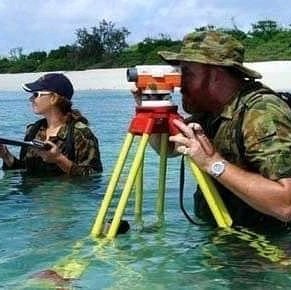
{"left": 0, "top": 169, "right": 105, "bottom": 289}
{"left": 201, "top": 227, "right": 291, "bottom": 290}
{"left": 1, "top": 90, "right": 291, "bottom": 289}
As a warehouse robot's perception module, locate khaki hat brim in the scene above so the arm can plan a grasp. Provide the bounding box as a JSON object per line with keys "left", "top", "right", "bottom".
{"left": 158, "top": 51, "right": 262, "bottom": 79}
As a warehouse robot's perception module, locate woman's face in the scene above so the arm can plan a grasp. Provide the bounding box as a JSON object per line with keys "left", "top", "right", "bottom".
{"left": 29, "top": 91, "right": 54, "bottom": 115}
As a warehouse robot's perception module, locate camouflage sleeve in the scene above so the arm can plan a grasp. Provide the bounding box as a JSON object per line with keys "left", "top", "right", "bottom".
{"left": 69, "top": 123, "right": 103, "bottom": 176}
{"left": 242, "top": 94, "right": 291, "bottom": 180}
{"left": 2, "top": 124, "right": 34, "bottom": 170}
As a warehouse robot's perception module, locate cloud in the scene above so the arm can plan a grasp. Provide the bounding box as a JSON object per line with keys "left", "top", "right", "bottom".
{"left": 0, "top": 0, "right": 290, "bottom": 55}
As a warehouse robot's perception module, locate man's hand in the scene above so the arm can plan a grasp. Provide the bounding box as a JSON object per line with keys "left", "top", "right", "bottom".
{"left": 169, "top": 119, "right": 222, "bottom": 172}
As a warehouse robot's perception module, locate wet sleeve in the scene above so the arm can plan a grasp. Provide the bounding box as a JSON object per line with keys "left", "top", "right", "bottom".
{"left": 242, "top": 96, "right": 291, "bottom": 180}
{"left": 69, "top": 126, "right": 103, "bottom": 176}
{"left": 1, "top": 125, "right": 34, "bottom": 170}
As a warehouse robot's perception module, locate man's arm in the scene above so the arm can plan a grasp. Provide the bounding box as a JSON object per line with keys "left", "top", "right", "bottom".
{"left": 215, "top": 163, "right": 291, "bottom": 222}
{"left": 170, "top": 119, "right": 291, "bottom": 222}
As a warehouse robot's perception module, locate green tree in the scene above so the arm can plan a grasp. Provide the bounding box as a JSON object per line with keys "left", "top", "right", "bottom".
{"left": 195, "top": 25, "right": 216, "bottom": 32}
{"left": 8, "top": 47, "right": 24, "bottom": 61}
{"left": 76, "top": 27, "right": 103, "bottom": 61}
{"left": 0, "top": 58, "right": 11, "bottom": 73}
{"left": 75, "top": 19, "right": 130, "bottom": 63}
{"left": 27, "top": 51, "right": 47, "bottom": 64}
{"left": 249, "top": 20, "right": 282, "bottom": 40}
{"left": 96, "top": 19, "right": 130, "bottom": 55}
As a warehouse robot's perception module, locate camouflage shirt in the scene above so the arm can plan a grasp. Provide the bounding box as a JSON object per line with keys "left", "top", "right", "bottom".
{"left": 4, "top": 120, "right": 103, "bottom": 176}
{"left": 215, "top": 81, "right": 291, "bottom": 180}
{"left": 193, "top": 81, "right": 291, "bottom": 227}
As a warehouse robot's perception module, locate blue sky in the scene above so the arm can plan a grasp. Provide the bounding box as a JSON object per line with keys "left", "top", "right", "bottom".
{"left": 0, "top": 0, "right": 290, "bottom": 56}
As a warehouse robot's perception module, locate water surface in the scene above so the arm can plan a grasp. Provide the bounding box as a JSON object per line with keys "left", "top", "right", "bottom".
{"left": 0, "top": 90, "right": 291, "bottom": 289}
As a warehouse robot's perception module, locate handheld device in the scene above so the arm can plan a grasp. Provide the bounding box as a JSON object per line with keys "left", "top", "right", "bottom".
{"left": 0, "top": 137, "right": 52, "bottom": 150}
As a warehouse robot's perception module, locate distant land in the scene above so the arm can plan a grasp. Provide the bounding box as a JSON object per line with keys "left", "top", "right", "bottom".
{"left": 0, "top": 61, "right": 290, "bottom": 92}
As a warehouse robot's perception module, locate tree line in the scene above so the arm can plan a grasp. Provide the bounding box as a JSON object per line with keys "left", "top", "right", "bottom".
{"left": 0, "top": 19, "right": 291, "bottom": 73}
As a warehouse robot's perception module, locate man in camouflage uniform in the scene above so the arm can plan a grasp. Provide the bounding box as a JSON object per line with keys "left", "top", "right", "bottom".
{"left": 158, "top": 31, "right": 291, "bottom": 228}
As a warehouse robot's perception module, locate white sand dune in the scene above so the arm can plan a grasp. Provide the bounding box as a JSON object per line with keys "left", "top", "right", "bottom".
{"left": 0, "top": 68, "right": 131, "bottom": 91}
{"left": 0, "top": 61, "right": 290, "bottom": 91}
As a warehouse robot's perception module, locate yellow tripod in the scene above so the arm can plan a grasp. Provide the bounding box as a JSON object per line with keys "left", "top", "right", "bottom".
{"left": 90, "top": 102, "right": 232, "bottom": 239}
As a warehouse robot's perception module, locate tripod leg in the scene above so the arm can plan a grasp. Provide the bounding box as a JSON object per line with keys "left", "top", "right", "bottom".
{"left": 107, "top": 133, "right": 150, "bottom": 239}
{"left": 135, "top": 156, "right": 144, "bottom": 225}
{"left": 187, "top": 158, "right": 233, "bottom": 228}
{"left": 91, "top": 133, "right": 134, "bottom": 237}
{"left": 156, "top": 133, "right": 168, "bottom": 222}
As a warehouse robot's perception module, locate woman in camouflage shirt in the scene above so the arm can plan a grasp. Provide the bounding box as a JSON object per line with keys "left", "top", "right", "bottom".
{"left": 0, "top": 73, "right": 102, "bottom": 176}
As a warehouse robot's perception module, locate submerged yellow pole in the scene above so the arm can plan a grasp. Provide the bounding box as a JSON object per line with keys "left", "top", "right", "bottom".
{"left": 188, "top": 158, "right": 232, "bottom": 228}
{"left": 156, "top": 133, "right": 168, "bottom": 219}
{"left": 107, "top": 133, "right": 150, "bottom": 239}
{"left": 91, "top": 133, "right": 134, "bottom": 237}
{"left": 135, "top": 156, "right": 144, "bottom": 223}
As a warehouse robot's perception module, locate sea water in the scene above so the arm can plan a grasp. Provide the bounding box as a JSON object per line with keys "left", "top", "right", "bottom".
{"left": 0, "top": 90, "right": 291, "bottom": 289}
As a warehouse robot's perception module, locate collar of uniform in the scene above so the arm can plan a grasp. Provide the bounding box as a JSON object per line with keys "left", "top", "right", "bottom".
{"left": 218, "top": 91, "right": 241, "bottom": 120}
{"left": 41, "top": 122, "right": 69, "bottom": 141}
{"left": 56, "top": 123, "right": 70, "bottom": 140}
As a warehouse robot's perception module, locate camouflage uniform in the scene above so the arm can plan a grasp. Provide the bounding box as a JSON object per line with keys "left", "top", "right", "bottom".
{"left": 193, "top": 81, "right": 291, "bottom": 227}
{"left": 3, "top": 120, "right": 103, "bottom": 176}
{"left": 159, "top": 30, "right": 291, "bottom": 227}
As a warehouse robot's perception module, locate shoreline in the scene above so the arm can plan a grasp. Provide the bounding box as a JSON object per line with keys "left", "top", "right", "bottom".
{"left": 0, "top": 61, "right": 290, "bottom": 91}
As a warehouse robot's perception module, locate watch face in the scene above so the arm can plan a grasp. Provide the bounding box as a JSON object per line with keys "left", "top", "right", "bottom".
{"left": 211, "top": 161, "right": 226, "bottom": 177}
{"left": 213, "top": 162, "right": 224, "bottom": 172}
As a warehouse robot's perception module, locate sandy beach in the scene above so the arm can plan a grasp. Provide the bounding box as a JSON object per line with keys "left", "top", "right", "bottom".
{"left": 0, "top": 61, "right": 290, "bottom": 92}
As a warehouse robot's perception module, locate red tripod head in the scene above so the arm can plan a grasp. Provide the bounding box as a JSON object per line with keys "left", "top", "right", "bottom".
{"left": 129, "top": 105, "right": 183, "bottom": 136}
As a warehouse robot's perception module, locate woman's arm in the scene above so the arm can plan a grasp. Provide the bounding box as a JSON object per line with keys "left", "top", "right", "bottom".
{"left": 37, "top": 125, "right": 102, "bottom": 176}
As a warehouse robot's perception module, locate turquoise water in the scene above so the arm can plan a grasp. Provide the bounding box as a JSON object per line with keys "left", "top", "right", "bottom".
{"left": 0, "top": 90, "right": 291, "bottom": 289}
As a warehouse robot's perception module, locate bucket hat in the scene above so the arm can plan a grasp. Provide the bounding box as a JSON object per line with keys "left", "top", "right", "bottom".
{"left": 158, "top": 31, "right": 262, "bottom": 79}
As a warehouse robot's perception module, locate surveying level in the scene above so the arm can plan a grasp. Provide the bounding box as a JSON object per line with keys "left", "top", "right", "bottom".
{"left": 91, "top": 65, "right": 232, "bottom": 239}
{"left": 127, "top": 65, "right": 181, "bottom": 96}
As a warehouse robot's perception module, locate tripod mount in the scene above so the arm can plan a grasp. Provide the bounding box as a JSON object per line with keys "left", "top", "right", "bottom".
{"left": 91, "top": 99, "right": 232, "bottom": 239}
{"left": 91, "top": 66, "right": 232, "bottom": 239}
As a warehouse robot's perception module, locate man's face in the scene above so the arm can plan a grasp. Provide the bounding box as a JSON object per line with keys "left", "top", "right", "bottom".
{"left": 180, "top": 62, "right": 212, "bottom": 114}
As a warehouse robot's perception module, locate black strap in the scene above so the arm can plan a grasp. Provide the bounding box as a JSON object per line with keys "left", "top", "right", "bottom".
{"left": 20, "top": 119, "right": 47, "bottom": 160}
{"left": 179, "top": 155, "right": 202, "bottom": 225}
{"left": 235, "top": 104, "right": 248, "bottom": 161}
{"left": 24, "top": 119, "right": 47, "bottom": 141}
{"left": 21, "top": 118, "right": 76, "bottom": 161}
{"left": 64, "top": 120, "right": 76, "bottom": 161}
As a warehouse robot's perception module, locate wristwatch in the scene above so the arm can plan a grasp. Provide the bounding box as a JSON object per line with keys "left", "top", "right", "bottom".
{"left": 209, "top": 160, "right": 227, "bottom": 177}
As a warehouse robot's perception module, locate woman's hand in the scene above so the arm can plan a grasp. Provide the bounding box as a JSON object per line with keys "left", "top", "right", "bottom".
{"left": 35, "top": 141, "right": 73, "bottom": 173}
{"left": 35, "top": 141, "right": 62, "bottom": 163}
{"left": 0, "top": 144, "right": 14, "bottom": 166}
{"left": 169, "top": 119, "right": 222, "bottom": 172}
{"left": 0, "top": 144, "right": 9, "bottom": 159}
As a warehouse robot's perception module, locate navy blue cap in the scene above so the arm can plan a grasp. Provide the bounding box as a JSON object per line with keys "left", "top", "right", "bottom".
{"left": 23, "top": 73, "right": 74, "bottom": 100}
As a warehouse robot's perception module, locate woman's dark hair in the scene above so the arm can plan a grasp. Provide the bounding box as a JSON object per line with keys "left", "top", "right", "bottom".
{"left": 55, "top": 95, "right": 89, "bottom": 125}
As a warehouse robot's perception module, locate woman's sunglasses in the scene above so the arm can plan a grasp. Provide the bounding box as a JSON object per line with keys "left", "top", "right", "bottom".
{"left": 31, "top": 91, "right": 52, "bottom": 99}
